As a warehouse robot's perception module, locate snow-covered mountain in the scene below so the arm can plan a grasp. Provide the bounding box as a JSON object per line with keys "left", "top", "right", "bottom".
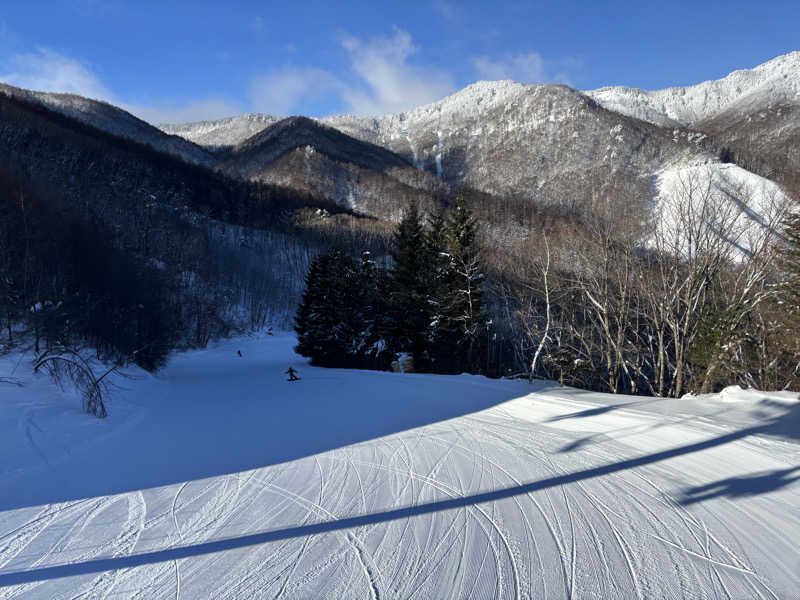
{"left": 319, "top": 81, "right": 711, "bottom": 208}
{"left": 4, "top": 52, "right": 798, "bottom": 240}
{"left": 160, "top": 113, "right": 281, "bottom": 149}
{"left": 586, "top": 51, "right": 800, "bottom": 127}
{"left": 0, "top": 84, "right": 216, "bottom": 166}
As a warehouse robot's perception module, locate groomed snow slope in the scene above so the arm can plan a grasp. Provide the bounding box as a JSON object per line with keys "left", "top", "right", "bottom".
{"left": 1, "top": 335, "right": 798, "bottom": 599}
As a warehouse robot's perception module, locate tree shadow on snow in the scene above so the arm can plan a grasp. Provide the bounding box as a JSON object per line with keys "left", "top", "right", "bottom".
{"left": 2, "top": 397, "right": 798, "bottom": 588}
{"left": 679, "top": 466, "right": 800, "bottom": 505}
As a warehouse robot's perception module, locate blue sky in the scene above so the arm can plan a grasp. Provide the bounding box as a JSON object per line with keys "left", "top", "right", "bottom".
{"left": 0, "top": 0, "right": 798, "bottom": 123}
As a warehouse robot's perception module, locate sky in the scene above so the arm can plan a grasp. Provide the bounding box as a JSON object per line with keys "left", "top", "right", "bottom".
{"left": 0, "top": 0, "right": 798, "bottom": 124}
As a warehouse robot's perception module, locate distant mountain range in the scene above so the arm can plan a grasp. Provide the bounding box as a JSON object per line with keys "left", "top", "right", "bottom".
{"left": 161, "top": 52, "right": 800, "bottom": 209}
{"left": 3, "top": 52, "right": 797, "bottom": 225}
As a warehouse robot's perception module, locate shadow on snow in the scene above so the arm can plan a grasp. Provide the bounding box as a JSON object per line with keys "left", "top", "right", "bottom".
{"left": 1, "top": 400, "right": 797, "bottom": 588}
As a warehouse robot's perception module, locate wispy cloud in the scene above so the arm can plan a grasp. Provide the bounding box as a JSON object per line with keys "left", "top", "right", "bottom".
{"left": 0, "top": 37, "right": 580, "bottom": 124}
{"left": 249, "top": 28, "right": 455, "bottom": 117}
{"left": 124, "top": 99, "right": 241, "bottom": 125}
{"left": 339, "top": 28, "right": 455, "bottom": 114}
{"left": 1, "top": 48, "right": 113, "bottom": 99}
{"left": 0, "top": 47, "right": 239, "bottom": 124}
{"left": 249, "top": 67, "right": 341, "bottom": 116}
{"left": 432, "top": 0, "right": 460, "bottom": 24}
{"left": 472, "top": 52, "right": 581, "bottom": 85}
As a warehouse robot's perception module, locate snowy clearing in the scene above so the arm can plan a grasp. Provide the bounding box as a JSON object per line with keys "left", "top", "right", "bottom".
{"left": 1, "top": 334, "right": 798, "bottom": 599}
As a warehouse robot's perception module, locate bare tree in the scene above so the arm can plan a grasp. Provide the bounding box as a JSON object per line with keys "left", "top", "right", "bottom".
{"left": 34, "top": 346, "right": 117, "bottom": 418}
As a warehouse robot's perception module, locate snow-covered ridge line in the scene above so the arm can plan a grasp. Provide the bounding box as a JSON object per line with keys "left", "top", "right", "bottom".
{"left": 159, "top": 113, "right": 281, "bottom": 148}
{"left": 586, "top": 51, "right": 800, "bottom": 127}
{"left": 0, "top": 83, "right": 216, "bottom": 166}
{"left": 158, "top": 52, "right": 800, "bottom": 149}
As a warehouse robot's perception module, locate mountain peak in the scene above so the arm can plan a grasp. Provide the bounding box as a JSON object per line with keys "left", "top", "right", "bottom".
{"left": 586, "top": 51, "right": 800, "bottom": 127}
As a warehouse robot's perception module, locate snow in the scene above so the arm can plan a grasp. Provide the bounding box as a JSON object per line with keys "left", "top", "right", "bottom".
{"left": 1, "top": 335, "right": 798, "bottom": 598}
{"left": 587, "top": 51, "right": 800, "bottom": 126}
{"left": 159, "top": 113, "right": 281, "bottom": 148}
{"left": 0, "top": 84, "right": 216, "bottom": 167}
{"left": 684, "top": 385, "right": 800, "bottom": 407}
{"left": 161, "top": 52, "right": 800, "bottom": 153}
{"left": 651, "top": 162, "right": 789, "bottom": 258}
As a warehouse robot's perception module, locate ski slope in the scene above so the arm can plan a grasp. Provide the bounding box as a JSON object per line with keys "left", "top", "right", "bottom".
{"left": 1, "top": 334, "right": 798, "bottom": 599}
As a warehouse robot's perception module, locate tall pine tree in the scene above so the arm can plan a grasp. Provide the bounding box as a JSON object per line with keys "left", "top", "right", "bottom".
{"left": 387, "top": 200, "right": 435, "bottom": 371}
{"left": 432, "top": 192, "right": 488, "bottom": 373}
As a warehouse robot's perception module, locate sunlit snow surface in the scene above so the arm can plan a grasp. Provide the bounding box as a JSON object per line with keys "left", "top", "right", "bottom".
{"left": 587, "top": 51, "right": 800, "bottom": 126}
{"left": 650, "top": 162, "right": 789, "bottom": 259}
{"left": 1, "top": 334, "right": 798, "bottom": 599}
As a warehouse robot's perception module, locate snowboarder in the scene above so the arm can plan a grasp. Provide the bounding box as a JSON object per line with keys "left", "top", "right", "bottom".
{"left": 237, "top": 350, "right": 242, "bottom": 357}
{"left": 286, "top": 367, "right": 300, "bottom": 381}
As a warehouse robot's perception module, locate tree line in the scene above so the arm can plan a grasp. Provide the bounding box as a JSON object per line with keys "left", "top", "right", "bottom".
{"left": 294, "top": 194, "right": 493, "bottom": 375}
{"left": 0, "top": 168, "right": 177, "bottom": 371}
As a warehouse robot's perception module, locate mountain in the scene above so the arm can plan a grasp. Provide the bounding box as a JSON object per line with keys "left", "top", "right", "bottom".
{"left": 160, "top": 112, "right": 281, "bottom": 150}
{"left": 3, "top": 51, "right": 797, "bottom": 273}
{"left": 0, "top": 84, "right": 216, "bottom": 166}
{"left": 586, "top": 52, "right": 800, "bottom": 127}
{"left": 155, "top": 53, "right": 799, "bottom": 209}
{"left": 0, "top": 88, "right": 365, "bottom": 344}
{"left": 320, "top": 81, "right": 714, "bottom": 211}
{"left": 692, "top": 101, "right": 800, "bottom": 191}
{"left": 217, "top": 116, "right": 447, "bottom": 219}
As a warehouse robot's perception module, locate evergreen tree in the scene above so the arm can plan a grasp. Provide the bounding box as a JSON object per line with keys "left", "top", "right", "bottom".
{"left": 352, "top": 251, "right": 393, "bottom": 369}
{"left": 295, "top": 249, "right": 390, "bottom": 369}
{"left": 426, "top": 211, "right": 456, "bottom": 371}
{"left": 433, "top": 192, "right": 488, "bottom": 373}
{"left": 387, "top": 200, "right": 435, "bottom": 370}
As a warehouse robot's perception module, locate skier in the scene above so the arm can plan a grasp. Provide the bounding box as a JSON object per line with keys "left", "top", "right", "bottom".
{"left": 237, "top": 350, "right": 242, "bottom": 357}
{"left": 286, "top": 367, "right": 300, "bottom": 381}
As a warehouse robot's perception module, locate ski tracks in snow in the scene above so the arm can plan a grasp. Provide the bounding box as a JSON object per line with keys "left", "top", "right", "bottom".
{"left": 1, "top": 390, "right": 798, "bottom": 598}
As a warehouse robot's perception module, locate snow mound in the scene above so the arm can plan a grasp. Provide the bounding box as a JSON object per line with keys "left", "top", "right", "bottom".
{"left": 685, "top": 385, "right": 800, "bottom": 406}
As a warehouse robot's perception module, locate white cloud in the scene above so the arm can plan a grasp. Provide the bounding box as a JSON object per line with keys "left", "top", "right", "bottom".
{"left": 472, "top": 52, "right": 581, "bottom": 85}
{"left": 339, "top": 28, "right": 455, "bottom": 115}
{"left": 1, "top": 47, "right": 113, "bottom": 100}
{"left": 0, "top": 47, "right": 238, "bottom": 124}
{"left": 248, "top": 29, "right": 454, "bottom": 117}
{"left": 249, "top": 67, "right": 342, "bottom": 116}
{"left": 0, "top": 38, "right": 581, "bottom": 125}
